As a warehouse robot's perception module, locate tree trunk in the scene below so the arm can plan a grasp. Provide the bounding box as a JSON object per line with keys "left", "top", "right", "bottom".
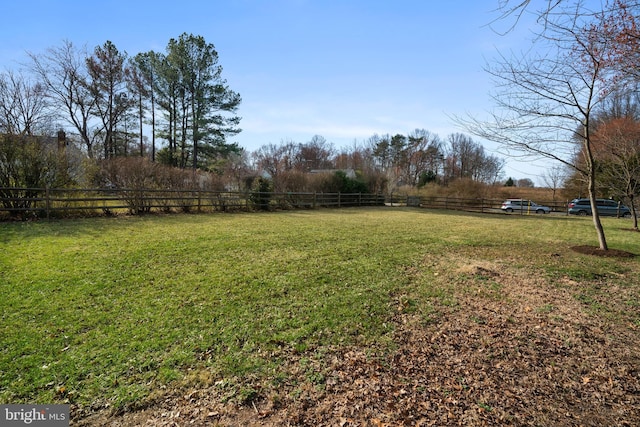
{"left": 151, "top": 89, "right": 156, "bottom": 162}
{"left": 138, "top": 93, "right": 144, "bottom": 157}
{"left": 630, "top": 195, "right": 638, "bottom": 231}
{"left": 192, "top": 101, "right": 198, "bottom": 170}
{"left": 587, "top": 171, "right": 608, "bottom": 250}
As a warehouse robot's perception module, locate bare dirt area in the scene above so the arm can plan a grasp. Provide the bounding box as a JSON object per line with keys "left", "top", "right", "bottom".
{"left": 571, "top": 245, "right": 636, "bottom": 258}
{"left": 75, "top": 257, "right": 640, "bottom": 426}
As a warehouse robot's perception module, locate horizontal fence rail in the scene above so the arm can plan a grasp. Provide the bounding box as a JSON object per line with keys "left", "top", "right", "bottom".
{"left": 0, "top": 187, "right": 577, "bottom": 220}
{"left": 0, "top": 187, "right": 387, "bottom": 219}
{"left": 410, "top": 196, "right": 569, "bottom": 214}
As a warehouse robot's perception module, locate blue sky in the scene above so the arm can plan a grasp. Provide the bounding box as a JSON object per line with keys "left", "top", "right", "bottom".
{"left": 1, "top": 0, "right": 551, "bottom": 183}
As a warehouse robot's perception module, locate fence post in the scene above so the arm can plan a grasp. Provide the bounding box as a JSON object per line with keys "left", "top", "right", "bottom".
{"left": 338, "top": 192, "right": 341, "bottom": 208}
{"left": 45, "top": 186, "right": 50, "bottom": 221}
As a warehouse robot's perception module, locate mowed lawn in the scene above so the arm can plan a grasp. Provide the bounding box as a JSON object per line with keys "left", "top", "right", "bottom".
{"left": 1, "top": 207, "right": 639, "bottom": 414}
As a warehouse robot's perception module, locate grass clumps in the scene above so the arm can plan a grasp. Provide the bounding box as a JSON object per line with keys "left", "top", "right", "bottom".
{"left": 1, "top": 208, "right": 639, "bottom": 425}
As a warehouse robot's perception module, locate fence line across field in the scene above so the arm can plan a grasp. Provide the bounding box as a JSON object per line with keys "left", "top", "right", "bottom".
{"left": 0, "top": 187, "right": 571, "bottom": 219}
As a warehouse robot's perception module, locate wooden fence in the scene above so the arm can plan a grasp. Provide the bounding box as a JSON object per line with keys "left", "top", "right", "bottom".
{"left": 399, "top": 195, "right": 570, "bottom": 214}
{"left": 0, "top": 187, "right": 387, "bottom": 219}
{"left": 0, "top": 187, "right": 571, "bottom": 220}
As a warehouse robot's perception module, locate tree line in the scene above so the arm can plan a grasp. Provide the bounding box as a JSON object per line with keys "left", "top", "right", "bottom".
{"left": 250, "top": 131, "right": 504, "bottom": 194}
{"left": 3, "top": 1, "right": 638, "bottom": 250}
{"left": 0, "top": 31, "right": 507, "bottom": 197}
{"left": 2, "top": 33, "right": 241, "bottom": 170}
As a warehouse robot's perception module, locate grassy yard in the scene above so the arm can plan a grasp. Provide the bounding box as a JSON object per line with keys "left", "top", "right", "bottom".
{"left": 1, "top": 208, "right": 639, "bottom": 424}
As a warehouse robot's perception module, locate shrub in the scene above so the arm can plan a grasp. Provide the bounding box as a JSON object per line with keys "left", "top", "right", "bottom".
{"left": 313, "top": 171, "right": 369, "bottom": 194}
{"left": 0, "top": 134, "right": 73, "bottom": 217}
{"left": 90, "top": 158, "right": 222, "bottom": 214}
{"left": 250, "top": 177, "right": 272, "bottom": 211}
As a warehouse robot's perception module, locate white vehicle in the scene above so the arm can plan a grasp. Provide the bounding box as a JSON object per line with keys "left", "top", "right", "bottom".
{"left": 501, "top": 199, "right": 551, "bottom": 214}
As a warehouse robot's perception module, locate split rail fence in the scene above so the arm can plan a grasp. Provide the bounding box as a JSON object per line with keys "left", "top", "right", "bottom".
{"left": 0, "top": 187, "right": 571, "bottom": 220}
{"left": 0, "top": 187, "right": 386, "bottom": 219}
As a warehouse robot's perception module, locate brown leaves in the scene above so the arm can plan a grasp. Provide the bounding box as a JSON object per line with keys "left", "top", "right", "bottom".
{"left": 74, "top": 260, "right": 640, "bottom": 427}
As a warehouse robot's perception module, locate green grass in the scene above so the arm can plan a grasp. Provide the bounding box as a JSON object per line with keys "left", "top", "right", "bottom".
{"left": 1, "top": 208, "right": 638, "bottom": 409}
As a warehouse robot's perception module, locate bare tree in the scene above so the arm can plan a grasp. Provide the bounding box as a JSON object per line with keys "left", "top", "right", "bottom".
{"left": 334, "top": 140, "right": 377, "bottom": 175}
{"left": 477, "top": 153, "right": 506, "bottom": 185}
{"left": 462, "top": 3, "right": 617, "bottom": 250}
{"left": 447, "top": 133, "right": 477, "bottom": 180}
{"left": 252, "top": 142, "right": 291, "bottom": 192}
{"left": 298, "top": 135, "right": 335, "bottom": 171}
{"left": 0, "top": 70, "right": 51, "bottom": 135}
{"left": 222, "top": 149, "right": 252, "bottom": 191}
{"left": 517, "top": 178, "right": 535, "bottom": 188}
{"left": 28, "top": 40, "right": 98, "bottom": 157}
{"left": 491, "top": 0, "right": 600, "bottom": 34}
{"left": 542, "top": 165, "right": 568, "bottom": 200}
{"left": 405, "top": 129, "right": 443, "bottom": 186}
{"left": 445, "top": 133, "right": 504, "bottom": 184}
{"left": 592, "top": 117, "right": 640, "bottom": 229}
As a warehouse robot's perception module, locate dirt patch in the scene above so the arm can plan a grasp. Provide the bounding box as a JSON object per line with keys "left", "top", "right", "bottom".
{"left": 74, "top": 261, "right": 640, "bottom": 426}
{"left": 571, "top": 245, "right": 636, "bottom": 258}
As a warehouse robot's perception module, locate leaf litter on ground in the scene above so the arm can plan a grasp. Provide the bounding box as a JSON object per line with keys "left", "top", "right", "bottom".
{"left": 77, "top": 252, "right": 640, "bottom": 427}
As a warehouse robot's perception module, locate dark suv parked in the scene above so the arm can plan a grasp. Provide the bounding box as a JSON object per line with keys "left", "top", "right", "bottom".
{"left": 567, "top": 198, "right": 631, "bottom": 217}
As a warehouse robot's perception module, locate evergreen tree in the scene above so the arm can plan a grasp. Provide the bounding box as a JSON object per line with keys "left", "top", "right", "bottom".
{"left": 162, "top": 33, "right": 242, "bottom": 170}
